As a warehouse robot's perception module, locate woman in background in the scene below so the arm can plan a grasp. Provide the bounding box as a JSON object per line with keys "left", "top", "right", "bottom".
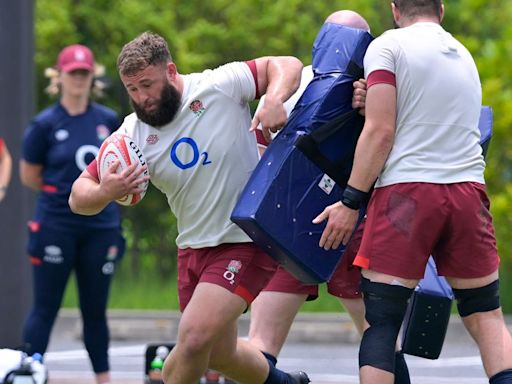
{"left": 20, "top": 44, "right": 124, "bottom": 384}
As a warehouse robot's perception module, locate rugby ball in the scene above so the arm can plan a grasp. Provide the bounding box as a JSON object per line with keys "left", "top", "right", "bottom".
{"left": 97, "top": 133, "right": 149, "bottom": 206}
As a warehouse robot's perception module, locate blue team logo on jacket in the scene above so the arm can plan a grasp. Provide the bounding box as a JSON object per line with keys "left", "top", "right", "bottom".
{"left": 55, "top": 129, "right": 69, "bottom": 141}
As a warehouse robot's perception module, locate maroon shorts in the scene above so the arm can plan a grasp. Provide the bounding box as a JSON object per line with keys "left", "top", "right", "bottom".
{"left": 354, "top": 182, "right": 500, "bottom": 279}
{"left": 261, "top": 222, "right": 365, "bottom": 300}
{"left": 177, "top": 243, "right": 278, "bottom": 312}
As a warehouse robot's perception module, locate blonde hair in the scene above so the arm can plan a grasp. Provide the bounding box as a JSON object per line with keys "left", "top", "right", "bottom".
{"left": 44, "top": 63, "right": 108, "bottom": 98}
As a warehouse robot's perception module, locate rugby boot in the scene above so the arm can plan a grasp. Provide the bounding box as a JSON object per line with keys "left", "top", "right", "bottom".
{"left": 288, "top": 371, "right": 310, "bottom": 384}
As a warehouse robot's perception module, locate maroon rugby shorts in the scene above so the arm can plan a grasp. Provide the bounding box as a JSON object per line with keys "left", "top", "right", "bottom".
{"left": 177, "top": 243, "right": 278, "bottom": 311}
{"left": 354, "top": 182, "right": 499, "bottom": 279}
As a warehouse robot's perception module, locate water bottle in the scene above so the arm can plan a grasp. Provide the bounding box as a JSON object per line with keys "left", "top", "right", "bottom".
{"left": 148, "top": 345, "right": 170, "bottom": 383}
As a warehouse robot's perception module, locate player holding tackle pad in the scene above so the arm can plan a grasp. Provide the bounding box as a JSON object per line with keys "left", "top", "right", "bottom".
{"left": 314, "top": 1, "right": 512, "bottom": 383}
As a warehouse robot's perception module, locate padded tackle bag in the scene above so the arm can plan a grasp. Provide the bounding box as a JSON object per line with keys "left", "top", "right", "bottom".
{"left": 231, "top": 24, "right": 373, "bottom": 284}
{"left": 401, "top": 106, "right": 493, "bottom": 359}
{"left": 401, "top": 257, "right": 453, "bottom": 359}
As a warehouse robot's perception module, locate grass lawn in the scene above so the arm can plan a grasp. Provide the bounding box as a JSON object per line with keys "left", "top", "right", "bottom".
{"left": 62, "top": 272, "right": 346, "bottom": 312}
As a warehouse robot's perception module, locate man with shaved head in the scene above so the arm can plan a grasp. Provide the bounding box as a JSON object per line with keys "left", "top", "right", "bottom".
{"left": 325, "top": 9, "right": 370, "bottom": 30}
{"left": 249, "top": 10, "right": 411, "bottom": 384}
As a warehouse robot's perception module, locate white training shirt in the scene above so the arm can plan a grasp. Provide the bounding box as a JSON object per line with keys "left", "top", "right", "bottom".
{"left": 118, "top": 62, "right": 259, "bottom": 249}
{"left": 364, "top": 22, "right": 485, "bottom": 187}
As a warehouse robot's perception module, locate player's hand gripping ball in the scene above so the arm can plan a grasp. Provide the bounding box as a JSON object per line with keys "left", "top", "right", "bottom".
{"left": 97, "top": 133, "right": 149, "bottom": 206}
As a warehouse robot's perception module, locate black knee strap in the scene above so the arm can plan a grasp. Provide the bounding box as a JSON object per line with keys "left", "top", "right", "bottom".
{"left": 359, "top": 278, "right": 413, "bottom": 373}
{"left": 452, "top": 280, "right": 500, "bottom": 317}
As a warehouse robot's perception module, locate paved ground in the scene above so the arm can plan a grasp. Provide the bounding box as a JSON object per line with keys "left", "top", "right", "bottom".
{"left": 46, "top": 309, "right": 361, "bottom": 384}
{"left": 51, "top": 308, "right": 482, "bottom": 346}
{"left": 39, "top": 308, "right": 499, "bottom": 384}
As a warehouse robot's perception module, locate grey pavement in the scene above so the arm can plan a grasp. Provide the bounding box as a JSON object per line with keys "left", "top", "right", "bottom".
{"left": 43, "top": 308, "right": 506, "bottom": 384}
{"left": 54, "top": 308, "right": 486, "bottom": 345}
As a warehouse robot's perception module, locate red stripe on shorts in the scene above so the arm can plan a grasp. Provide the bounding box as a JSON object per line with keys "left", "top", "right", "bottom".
{"left": 353, "top": 254, "right": 370, "bottom": 269}
{"left": 234, "top": 285, "right": 255, "bottom": 304}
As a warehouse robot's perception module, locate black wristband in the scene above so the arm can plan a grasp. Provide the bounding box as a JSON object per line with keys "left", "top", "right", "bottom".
{"left": 341, "top": 184, "right": 368, "bottom": 210}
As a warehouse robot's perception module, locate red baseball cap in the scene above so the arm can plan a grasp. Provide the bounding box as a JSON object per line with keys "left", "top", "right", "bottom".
{"left": 57, "top": 44, "right": 94, "bottom": 72}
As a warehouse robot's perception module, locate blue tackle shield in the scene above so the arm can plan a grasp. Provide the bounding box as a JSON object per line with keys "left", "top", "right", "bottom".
{"left": 231, "top": 24, "right": 373, "bottom": 284}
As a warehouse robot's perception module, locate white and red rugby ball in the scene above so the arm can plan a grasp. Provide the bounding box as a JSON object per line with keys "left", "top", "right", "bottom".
{"left": 97, "top": 133, "right": 149, "bottom": 206}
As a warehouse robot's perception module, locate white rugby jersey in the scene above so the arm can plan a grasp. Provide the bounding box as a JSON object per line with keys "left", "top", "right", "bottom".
{"left": 118, "top": 62, "right": 259, "bottom": 248}
{"left": 364, "top": 22, "right": 485, "bottom": 187}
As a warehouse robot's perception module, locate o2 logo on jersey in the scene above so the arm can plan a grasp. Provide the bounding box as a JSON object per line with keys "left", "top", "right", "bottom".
{"left": 170, "top": 137, "right": 211, "bottom": 170}
{"left": 75, "top": 144, "right": 99, "bottom": 171}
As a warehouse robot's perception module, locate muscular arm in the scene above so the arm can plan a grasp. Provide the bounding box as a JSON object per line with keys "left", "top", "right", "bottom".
{"left": 314, "top": 83, "right": 396, "bottom": 250}
{"left": 69, "top": 169, "right": 113, "bottom": 215}
{"left": 255, "top": 56, "right": 303, "bottom": 105}
{"left": 69, "top": 159, "right": 149, "bottom": 215}
{"left": 347, "top": 83, "right": 396, "bottom": 192}
{"left": 250, "top": 56, "right": 303, "bottom": 140}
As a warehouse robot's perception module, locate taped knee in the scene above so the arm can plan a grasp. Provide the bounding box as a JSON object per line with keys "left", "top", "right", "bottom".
{"left": 452, "top": 280, "right": 500, "bottom": 317}
{"left": 359, "top": 278, "right": 413, "bottom": 373}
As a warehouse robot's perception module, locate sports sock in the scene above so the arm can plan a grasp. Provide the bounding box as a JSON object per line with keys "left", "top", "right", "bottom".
{"left": 394, "top": 351, "right": 411, "bottom": 384}
{"left": 262, "top": 351, "right": 278, "bottom": 366}
{"left": 489, "top": 368, "right": 512, "bottom": 383}
{"left": 263, "top": 360, "right": 299, "bottom": 384}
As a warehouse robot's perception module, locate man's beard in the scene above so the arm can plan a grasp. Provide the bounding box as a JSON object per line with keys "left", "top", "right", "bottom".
{"left": 131, "top": 83, "right": 181, "bottom": 127}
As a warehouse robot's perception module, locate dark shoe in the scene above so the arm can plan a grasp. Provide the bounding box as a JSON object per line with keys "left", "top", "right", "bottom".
{"left": 288, "top": 371, "right": 310, "bottom": 384}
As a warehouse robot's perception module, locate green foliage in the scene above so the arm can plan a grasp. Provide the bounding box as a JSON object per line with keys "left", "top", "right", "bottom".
{"left": 62, "top": 270, "right": 343, "bottom": 312}
{"left": 36, "top": 0, "right": 512, "bottom": 311}
{"left": 62, "top": 271, "right": 180, "bottom": 310}
{"left": 300, "top": 284, "right": 345, "bottom": 312}
{"left": 120, "top": 185, "right": 178, "bottom": 280}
